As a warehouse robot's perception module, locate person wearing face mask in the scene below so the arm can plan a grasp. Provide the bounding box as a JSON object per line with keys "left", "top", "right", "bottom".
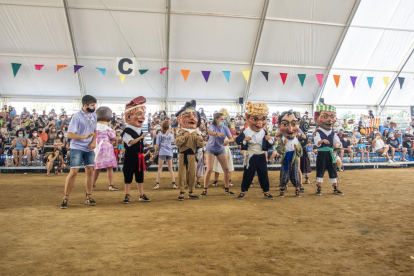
{"left": 349, "top": 132, "right": 358, "bottom": 147}
{"left": 32, "top": 109, "right": 38, "bottom": 119}
{"left": 25, "top": 128, "right": 42, "bottom": 166}
{"left": 37, "top": 127, "right": 48, "bottom": 144}
{"left": 372, "top": 133, "right": 392, "bottom": 163}
{"left": 387, "top": 132, "right": 408, "bottom": 161}
{"left": 53, "top": 130, "right": 66, "bottom": 152}
{"left": 21, "top": 107, "right": 30, "bottom": 117}
{"left": 24, "top": 126, "right": 31, "bottom": 139}
{"left": 368, "top": 127, "right": 379, "bottom": 143}
{"left": 340, "top": 134, "right": 355, "bottom": 163}
{"left": 354, "top": 130, "right": 361, "bottom": 140}
{"left": 12, "top": 129, "right": 27, "bottom": 166}
{"left": 48, "top": 127, "right": 58, "bottom": 144}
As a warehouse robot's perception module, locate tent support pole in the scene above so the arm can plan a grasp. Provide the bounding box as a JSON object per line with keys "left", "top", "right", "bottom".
{"left": 164, "top": 0, "right": 171, "bottom": 112}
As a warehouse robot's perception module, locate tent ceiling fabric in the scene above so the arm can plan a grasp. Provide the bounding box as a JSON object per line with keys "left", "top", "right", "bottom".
{"left": 0, "top": 0, "right": 412, "bottom": 107}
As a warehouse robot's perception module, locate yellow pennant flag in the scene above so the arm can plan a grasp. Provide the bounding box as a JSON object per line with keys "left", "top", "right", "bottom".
{"left": 242, "top": 70, "right": 250, "bottom": 82}
{"left": 383, "top": 77, "right": 389, "bottom": 87}
{"left": 120, "top": 75, "right": 126, "bottom": 84}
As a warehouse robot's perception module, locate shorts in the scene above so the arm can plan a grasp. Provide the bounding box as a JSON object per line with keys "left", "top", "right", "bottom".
{"left": 159, "top": 155, "right": 173, "bottom": 160}
{"left": 375, "top": 148, "right": 384, "bottom": 153}
{"left": 118, "top": 144, "right": 125, "bottom": 150}
{"left": 206, "top": 148, "right": 226, "bottom": 156}
{"left": 70, "top": 149, "right": 95, "bottom": 168}
{"left": 123, "top": 169, "right": 144, "bottom": 184}
{"left": 267, "top": 150, "right": 274, "bottom": 156}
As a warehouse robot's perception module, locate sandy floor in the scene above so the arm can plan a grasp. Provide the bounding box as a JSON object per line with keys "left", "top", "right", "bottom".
{"left": 1, "top": 168, "right": 414, "bottom": 276}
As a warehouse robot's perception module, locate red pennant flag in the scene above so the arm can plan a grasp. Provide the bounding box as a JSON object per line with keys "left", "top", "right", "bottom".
{"left": 280, "top": 73, "right": 288, "bottom": 85}
{"left": 35, "top": 65, "right": 44, "bottom": 71}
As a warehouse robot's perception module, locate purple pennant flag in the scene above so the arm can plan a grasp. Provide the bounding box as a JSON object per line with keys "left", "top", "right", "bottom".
{"left": 202, "top": 71, "right": 211, "bottom": 82}
{"left": 350, "top": 76, "right": 357, "bottom": 88}
{"left": 74, "top": 65, "right": 84, "bottom": 73}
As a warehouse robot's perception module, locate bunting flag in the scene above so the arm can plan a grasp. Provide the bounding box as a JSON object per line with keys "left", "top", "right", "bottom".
{"left": 160, "top": 67, "right": 169, "bottom": 75}
{"left": 181, "top": 70, "right": 190, "bottom": 81}
{"left": 11, "top": 63, "right": 21, "bottom": 77}
{"left": 96, "top": 68, "right": 106, "bottom": 75}
{"left": 139, "top": 69, "right": 148, "bottom": 75}
{"left": 57, "top": 65, "right": 67, "bottom": 72}
{"left": 120, "top": 75, "right": 126, "bottom": 84}
{"left": 74, "top": 65, "right": 83, "bottom": 73}
{"left": 398, "top": 77, "right": 405, "bottom": 89}
{"left": 222, "top": 71, "right": 230, "bottom": 82}
{"left": 315, "top": 74, "right": 323, "bottom": 86}
{"left": 297, "top": 74, "right": 306, "bottom": 87}
{"left": 280, "top": 73, "right": 288, "bottom": 85}
{"left": 367, "top": 77, "right": 374, "bottom": 89}
{"left": 34, "top": 64, "right": 44, "bottom": 71}
{"left": 333, "top": 75, "right": 340, "bottom": 87}
{"left": 242, "top": 70, "right": 250, "bottom": 82}
{"left": 201, "top": 71, "right": 211, "bottom": 82}
{"left": 383, "top": 77, "right": 389, "bottom": 87}
{"left": 350, "top": 76, "right": 357, "bottom": 88}
{"left": 261, "top": 71, "right": 269, "bottom": 81}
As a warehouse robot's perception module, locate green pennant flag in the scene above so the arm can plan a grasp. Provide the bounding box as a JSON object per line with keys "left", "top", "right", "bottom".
{"left": 12, "top": 63, "right": 22, "bottom": 77}
{"left": 298, "top": 74, "right": 306, "bottom": 87}
{"left": 139, "top": 69, "right": 149, "bottom": 75}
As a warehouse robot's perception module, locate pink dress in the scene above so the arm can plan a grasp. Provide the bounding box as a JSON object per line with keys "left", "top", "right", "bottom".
{"left": 94, "top": 127, "right": 117, "bottom": 169}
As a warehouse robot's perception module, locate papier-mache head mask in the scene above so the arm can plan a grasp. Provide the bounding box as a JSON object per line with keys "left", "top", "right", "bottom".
{"left": 175, "top": 100, "right": 201, "bottom": 129}
{"left": 245, "top": 101, "right": 269, "bottom": 132}
{"left": 278, "top": 110, "right": 301, "bottom": 140}
{"left": 314, "top": 103, "right": 337, "bottom": 131}
{"left": 125, "top": 96, "right": 146, "bottom": 128}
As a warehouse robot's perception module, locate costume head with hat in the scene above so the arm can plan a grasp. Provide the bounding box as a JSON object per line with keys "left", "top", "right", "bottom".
{"left": 175, "top": 100, "right": 201, "bottom": 129}
{"left": 314, "top": 103, "right": 337, "bottom": 131}
{"left": 245, "top": 101, "right": 269, "bottom": 132}
{"left": 125, "top": 96, "right": 146, "bottom": 128}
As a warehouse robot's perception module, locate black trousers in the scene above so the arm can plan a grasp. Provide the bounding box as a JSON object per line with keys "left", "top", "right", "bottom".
{"left": 316, "top": 151, "right": 337, "bottom": 182}
{"left": 241, "top": 154, "right": 269, "bottom": 192}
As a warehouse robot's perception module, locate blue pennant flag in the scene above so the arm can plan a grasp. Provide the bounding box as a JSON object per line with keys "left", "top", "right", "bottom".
{"left": 96, "top": 68, "right": 106, "bottom": 75}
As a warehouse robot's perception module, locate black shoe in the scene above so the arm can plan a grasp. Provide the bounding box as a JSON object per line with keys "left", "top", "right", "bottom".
{"left": 237, "top": 193, "right": 245, "bottom": 199}
{"left": 333, "top": 188, "right": 344, "bottom": 195}
{"left": 60, "top": 197, "right": 68, "bottom": 209}
{"left": 316, "top": 187, "right": 322, "bottom": 196}
{"left": 279, "top": 187, "right": 285, "bottom": 197}
{"left": 295, "top": 191, "right": 301, "bottom": 197}
{"left": 224, "top": 187, "right": 235, "bottom": 195}
{"left": 123, "top": 194, "right": 130, "bottom": 204}
{"left": 264, "top": 192, "right": 274, "bottom": 200}
{"left": 178, "top": 192, "right": 185, "bottom": 201}
{"left": 200, "top": 188, "right": 208, "bottom": 197}
{"left": 85, "top": 194, "right": 96, "bottom": 206}
{"left": 139, "top": 194, "right": 151, "bottom": 202}
{"left": 188, "top": 192, "right": 199, "bottom": 200}
{"left": 300, "top": 187, "right": 305, "bottom": 192}
{"left": 211, "top": 181, "right": 218, "bottom": 187}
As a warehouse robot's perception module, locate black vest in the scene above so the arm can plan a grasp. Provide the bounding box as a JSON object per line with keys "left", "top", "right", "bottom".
{"left": 122, "top": 127, "right": 144, "bottom": 171}
{"left": 317, "top": 129, "right": 334, "bottom": 149}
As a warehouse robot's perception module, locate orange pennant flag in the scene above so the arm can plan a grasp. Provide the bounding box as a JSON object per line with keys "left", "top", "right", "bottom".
{"left": 57, "top": 65, "right": 68, "bottom": 72}
{"left": 333, "top": 75, "right": 341, "bottom": 87}
{"left": 181, "top": 70, "right": 190, "bottom": 82}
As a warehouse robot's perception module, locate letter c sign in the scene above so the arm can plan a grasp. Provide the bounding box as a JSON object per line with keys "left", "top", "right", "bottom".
{"left": 116, "top": 57, "right": 135, "bottom": 76}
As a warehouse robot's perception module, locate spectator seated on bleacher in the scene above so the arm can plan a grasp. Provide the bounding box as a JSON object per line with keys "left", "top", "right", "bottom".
{"left": 11, "top": 129, "right": 26, "bottom": 166}
{"left": 37, "top": 126, "right": 48, "bottom": 144}
{"left": 340, "top": 134, "right": 355, "bottom": 163}
{"left": 53, "top": 131, "right": 67, "bottom": 156}
{"left": 403, "top": 129, "right": 414, "bottom": 158}
{"left": 387, "top": 133, "right": 408, "bottom": 162}
{"left": 25, "top": 128, "right": 42, "bottom": 166}
{"left": 357, "top": 139, "right": 370, "bottom": 162}
{"left": 372, "top": 132, "right": 393, "bottom": 163}
{"left": 368, "top": 126, "right": 379, "bottom": 143}
{"left": 1, "top": 121, "right": 9, "bottom": 142}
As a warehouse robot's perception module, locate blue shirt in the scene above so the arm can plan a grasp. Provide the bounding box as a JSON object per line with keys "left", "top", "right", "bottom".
{"left": 156, "top": 132, "right": 175, "bottom": 157}
{"left": 207, "top": 125, "right": 231, "bottom": 152}
{"left": 57, "top": 120, "right": 69, "bottom": 127}
{"left": 68, "top": 111, "right": 97, "bottom": 152}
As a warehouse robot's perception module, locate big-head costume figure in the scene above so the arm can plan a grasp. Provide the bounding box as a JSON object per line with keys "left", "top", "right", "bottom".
{"left": 235, "top": 102, "right": 274, "bottom": 200}
{"left": 276, "top": 110, "right": 303, "bottom": 197}
{"left": 121, "top": 96, "right": 150, "bottom": 204}
{"left": 175, "top": 100, "right": 205, "bottom": 201}
{"left": 313, "top": 103, "right": 343, "bottom": 196}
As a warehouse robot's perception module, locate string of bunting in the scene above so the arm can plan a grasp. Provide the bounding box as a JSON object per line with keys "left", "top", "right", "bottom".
{"left": 8, "top": 63, "right": 406, "bottom": 89}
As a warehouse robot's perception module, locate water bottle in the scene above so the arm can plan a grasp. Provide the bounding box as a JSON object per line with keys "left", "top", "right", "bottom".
{"left": 22, "top": 156, "right": 27, "bottom": 166}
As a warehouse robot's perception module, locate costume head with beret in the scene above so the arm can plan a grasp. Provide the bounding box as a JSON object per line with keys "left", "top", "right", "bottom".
{"left": 125, "top": 96, "right": 146, "bottom": 128}
{"left": 314, "top": 103, "right": 337, "bottom": 131}
{"left": 245, "top": 101, "right": 268, "bottom": 132}
{"left": 278, "top": 110, "right": 301, "bottom": 140}
{"left": 175, "top": 100, "right": 201, "bottom": 129}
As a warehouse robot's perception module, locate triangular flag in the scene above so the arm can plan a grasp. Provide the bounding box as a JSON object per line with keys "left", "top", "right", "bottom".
{"left": 120, "top": 75, "right": 126, "bottom": 84}
{"left": 367, "top": 77, "right": 374, "bottom": 89}
{"left": 160, "top": 67, "right": 169, "bottom": 75}
{"left": 383, "top": 77, "right": 389, "bottom": 87}
{"left": 350, "top": 76, "right": 357, "bottom": 88}
{"left": 315, "top": 74, "right": 323, "bottom": 86}
{"left": 280, "top": 73, "right": 288, "bottom": 85}
{"left": 398, "top": 77, "right": 405, "bottom": 89}
{"left": 96, "top": 68, "right": 106, "bottom": 75}
{"left": 34, "top": 64, "right": 44, "bottom": 71}
{"left": 181, "top": 70, "right": 190, "bottom": 81}
{"left": 11, "top": 63, "right": 21, "bottom": 77}
{"left": 261, "top": 71, "right": 269, "bottom": 81}
{"left": 222, "top": 71, "right": 230, "bottom": 82}
{"left": 298, "top": 74, "right": 306, "bottom": 87}
{"left": 201, "top": 71, "right": 211, "bottom": 82}
{"left": 74, "top": 65, "right": 83, "bottom": 73}
{"left": 57, "top": 65, "right": 67, "bottom": 72}
{"left": 242, "top": 70, "right": 250, "bottom": 82}
{"left": 139, "top": 69, "right": 148, "bottom": 75}
{"left": 333, "top": 75, "right": 341, "bottom": 87}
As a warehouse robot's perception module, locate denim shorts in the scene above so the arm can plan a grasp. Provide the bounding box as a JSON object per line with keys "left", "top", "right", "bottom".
{"left": 206, "top": 148, "right": 226, "bottom": 156}
{"left": 159, "top": 155, "right": 173, "bottom": 160}
{"left": 70, "top": 149, "right": 95, "bottom": 168}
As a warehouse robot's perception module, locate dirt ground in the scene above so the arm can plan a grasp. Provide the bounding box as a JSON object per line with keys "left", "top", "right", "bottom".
{"left": 0, "top": 168, "right": 414, "bottom": 276}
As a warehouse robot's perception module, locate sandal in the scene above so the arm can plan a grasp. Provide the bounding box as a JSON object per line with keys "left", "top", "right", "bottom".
{"left": 85, "top": 193, "right": 96, "bottom": 206}
{"left": 188, "top": 191, "right": 199, "bottom": 200}
{"left": 211, "top": 181, "right": 218, "bottom": 187}
{"left": 224, "top": 187, "right": 235, "bottom": 195}
{"left": 60, "top": 195, "right": 69, "bottom": 209}
{"left": 123, "top": 194, "right": 130, "bottom": 204}
{"left": 109, "top": 185, "right": 119, "bottom": 191}
{"left": 237, "top": 192, "right": 245, "bottom": 199}
{"left": 178, "top": 191, "right": 185, "bottom": 201}
{"left": 264, "top": 192, "right": 274, "bottom": 200}
{"left": 279, "top": 188, "right": 285, "bottom": 198}
{"left": 200, "top": 188, "right": 208, "bottom": 197}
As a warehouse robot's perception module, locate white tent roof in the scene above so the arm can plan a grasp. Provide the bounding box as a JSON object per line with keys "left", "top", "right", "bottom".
{"left": 0, "top": 0, "right": 413, "bottom": 108}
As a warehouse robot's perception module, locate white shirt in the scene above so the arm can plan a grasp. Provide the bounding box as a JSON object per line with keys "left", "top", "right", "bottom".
{"left": 282, "top": 137, "right": 299, "bottom": 152}
{"left": 96, "top": 123, "right": 111, "bottom": 132}
{"left": 373, "top": 138, "right": 385, "bottom": 151}
{"left": 122, "top": 124, "right": 142, "bottom": 145}
{"left": 242, "top": 127, "right": 274, "bottom": 145}
{"left": 314, "top": 128, "right": 341, "bottom": 148}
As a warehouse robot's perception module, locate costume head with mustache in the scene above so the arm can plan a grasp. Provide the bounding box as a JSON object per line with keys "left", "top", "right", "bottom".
{"left": 245, "top": 101, "right": 269, "bottom": 132}
{"left": 314, "top": 103, "right": 337, "bottom": 131}
{"left": 175, "top": 100, "right": 201, "bottom": 130}
{"left": 125, "top": 96, "right": 146, "bottom": 128}
{"left": 278, "top": 110, "right": 300, "bottom": 140}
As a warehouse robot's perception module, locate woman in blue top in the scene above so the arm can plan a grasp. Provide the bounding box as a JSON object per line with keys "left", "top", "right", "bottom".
{"left": 11, "top": 129, "right": 27, "bottom": 166}
{"left": 201, "top": 112, "right": 235, "bottom": 197}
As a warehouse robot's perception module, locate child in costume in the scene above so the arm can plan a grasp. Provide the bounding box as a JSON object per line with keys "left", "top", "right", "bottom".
{"left": 175, "top": 100, "right": 206, "bottom": 201}
{"left": 235, "top": 102, "right": 274, "bottom": 200}
{"left": 313, "top": 103, "right": 343, "bottom": 196}
{"left": 276, "top": 110, "right": 303, "bottom": 197}
{"left": 92, "top": 106, "right": 119, "bottom": 191}
{"left": 121, "top": 96, "right": 150, "bottom": 204}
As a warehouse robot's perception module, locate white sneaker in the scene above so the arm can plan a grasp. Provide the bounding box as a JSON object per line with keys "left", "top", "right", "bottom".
{"left": 388, "top": 159, "right": 394, "bottom": 163}
{"left": 152, "top": 184, "right": 159, "bottom": 190}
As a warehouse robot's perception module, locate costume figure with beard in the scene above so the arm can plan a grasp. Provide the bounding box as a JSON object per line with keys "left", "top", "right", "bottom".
{"left": 276, "top": 110, "right": 303, "bottom": 197}
{"left": 175, "top": 100, "right": 206, "bottom": 201}
{"left": 235, "top": 102, "right": 274, "bottom": 200}
{"left": 121, "top": 96, "right": 150, "bottom": 204}
{"left": 313, "top": 103, "right": 343, "bottom": 196}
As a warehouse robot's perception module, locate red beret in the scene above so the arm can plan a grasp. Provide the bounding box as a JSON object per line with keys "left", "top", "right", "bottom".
{"left": 126, "top": 96, "right": 146, "bottom": 112}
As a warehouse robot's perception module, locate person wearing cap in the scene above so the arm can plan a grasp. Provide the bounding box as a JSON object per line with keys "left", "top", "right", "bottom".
{"left": 313, "top": 103, "right": 343, "bottom": 196}
{"left": 121, "top": 96, "right": 150, "bottom": 204}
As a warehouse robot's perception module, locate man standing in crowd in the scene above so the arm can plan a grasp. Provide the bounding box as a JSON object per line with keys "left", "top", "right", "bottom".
{"left": 60, "top": 95, "right": 97, "bottom": 209}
